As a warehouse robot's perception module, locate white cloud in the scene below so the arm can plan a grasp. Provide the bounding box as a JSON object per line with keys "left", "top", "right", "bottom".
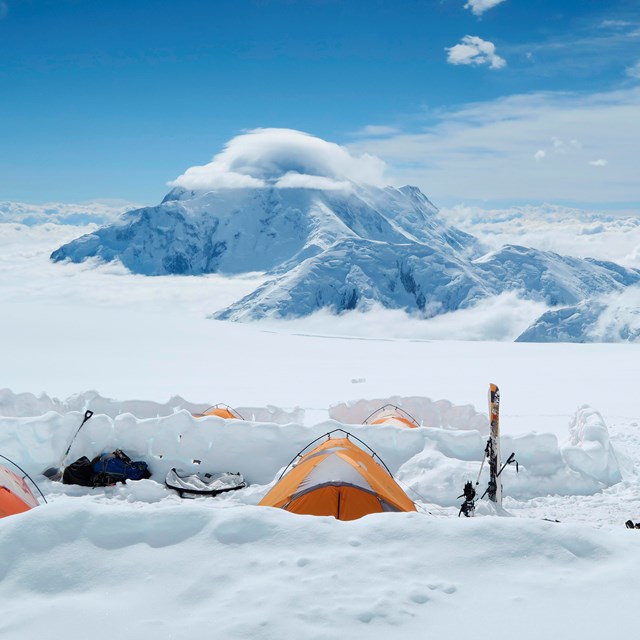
{"left": 352, "top": 125, "right": 399, "bottom": 137}
{"left": 347, "top": 87, "right": 640, "bottom": 205}
{"left": 274, "top": 173, "right": 351, "bottom": 191}
{"left": 548, "top": 137, "right": 581, "bottom": 154}
{"left": 601, "top": 20, "right": 634, "bottom": 29}
{"left": 589, "top": 287, "right": 640, "bottom": 342}
{"left": 626, "top": 60, "right": 640, "bottom": 79}
{"left": 464, "top": 0, "right": 507, "bottom": 16}
{"left": 256, "top": 293, "right": 544, "bottom": 342}
{"left": 171, "top": 128, "right": 386, "bottom": 192}
{"left": 534, "top": 150, "right": 546, "bottom": 161}
{"left": 438, "top": 203, "right": 640, "bottom": 267}
{"left": 589, "top": 159, "right": 608, "bottom": 167}
{"left": 446, "top": 36, "right": 506, "bottom": 70}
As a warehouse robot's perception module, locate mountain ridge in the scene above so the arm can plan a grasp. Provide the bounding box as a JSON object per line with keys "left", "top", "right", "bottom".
{"left": 50, "top": 183, "right": 640, "bottom": 339}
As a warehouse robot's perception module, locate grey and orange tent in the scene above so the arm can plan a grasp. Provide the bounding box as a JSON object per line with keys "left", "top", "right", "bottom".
{"left": 0, "top": 461, "right": 40, "bottom": 519}
{"left": 192, "top": 403, "right": 244, "bottom": 420}
{"left": 259, "top": 430, "right": 416, "bottom": 520}
{"left": 363, "top": 404, "right": 420, "bottom": 429}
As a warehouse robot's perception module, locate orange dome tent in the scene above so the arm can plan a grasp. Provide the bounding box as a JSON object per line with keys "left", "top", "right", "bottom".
{"left": 259, "top": 430, "right": 416, "bottom": 520}
{"left": 192, "top": 403, "right": 244, "bottom": 420}
{"left": 363, "top": 404, "right": 420, "bottom": 429}
{"left": 0, "top": 463, "right": 39, "bottom": 519}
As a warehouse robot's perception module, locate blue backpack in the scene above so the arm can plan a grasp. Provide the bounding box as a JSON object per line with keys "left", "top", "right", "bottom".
{"left": 91, "top": 450, "right": 151, "bottom": 486}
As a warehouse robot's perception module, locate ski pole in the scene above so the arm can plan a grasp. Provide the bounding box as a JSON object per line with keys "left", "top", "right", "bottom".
{"left": 496, "top": 452, "right": 518, "bottom": 478}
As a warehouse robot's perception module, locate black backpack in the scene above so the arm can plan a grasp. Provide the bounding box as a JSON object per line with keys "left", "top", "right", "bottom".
{"left": 62, "top": 456, "right": 95, "bottom": 486}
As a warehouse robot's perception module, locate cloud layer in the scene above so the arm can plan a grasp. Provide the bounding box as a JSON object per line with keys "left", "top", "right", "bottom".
{"left": 256, "top": 293, "right": 545, "bottom": 342}
{"left": 446, "top": 36, "right": 506, "bottom": 69}
{"left": 349, "top": 87, "right": 640, "bottom": 205}
{"left": 439, "top": 203, "right": 640, "bottom": 267}
{"left": 171, "top": 128, "right": 387, "bottom": 192}
{"left": 0, "top": 200, "right": 137, "bottom": 226}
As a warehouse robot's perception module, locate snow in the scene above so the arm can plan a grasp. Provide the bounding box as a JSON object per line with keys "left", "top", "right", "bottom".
{"left": 1, "top": 395, "right": 640, "bottom": 639}
{"left": 5, "top": 499, "right": 639, "bottom": 640}
{"left": 2, "top": 204, "right": 640, "bottom": 639}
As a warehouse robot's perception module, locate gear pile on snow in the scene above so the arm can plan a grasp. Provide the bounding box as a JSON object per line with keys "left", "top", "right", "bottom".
{"left": 63, "top": 450, "right": 151, "bottom": 487}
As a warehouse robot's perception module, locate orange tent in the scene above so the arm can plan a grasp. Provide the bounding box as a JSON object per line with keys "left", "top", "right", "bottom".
{"left": 192, "top": 404, "right": 244, "bottom": 420}
{"left": 0, "top": 464, "right": 39, "bottom": 519}
{"left": 364, "top": 404, "right": 420, "bottom": 429}
{"left": 259, "top": 431, "right": 416, "bottom": 520}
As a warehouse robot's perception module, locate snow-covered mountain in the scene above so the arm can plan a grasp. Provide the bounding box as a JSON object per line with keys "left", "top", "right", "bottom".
{"left": 47, "top": 129, "right": 640, "bottom": 339}
{"left": 51, "top": 183, "right": 640, "bottom": 327}
{"left": 516, "top": 301, "right": 607, "bottom": 343}
{"left": 516, "top": 288, "right": 640, "bottom": 343}
{"left": 51, "top": 183, "right": 478, "bottom": 275}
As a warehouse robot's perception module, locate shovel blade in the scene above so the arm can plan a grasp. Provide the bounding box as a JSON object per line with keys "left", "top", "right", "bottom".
{"left": 43, "top": 467, "right": 62, "bottom": 481}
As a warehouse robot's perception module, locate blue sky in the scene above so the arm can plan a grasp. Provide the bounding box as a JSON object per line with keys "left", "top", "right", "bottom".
{"left": 1, "top": 0, "right": 639, "bottom": 207}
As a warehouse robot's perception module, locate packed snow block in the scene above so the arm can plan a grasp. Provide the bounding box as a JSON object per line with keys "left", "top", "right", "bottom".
{"left": 0, "top": 389, "right": 304, "bottom": 423}
{"left": 433, "top": 399, "right": 489, "bottom": 434}
{"left": 561, "top": 406, "right": 622, "bottom": 486}
{"left": 0, "top": 388, "right": 211, "bottom": 419}
{"left": 501, "top": 433, "right": 565, "bottom": 477}
{"left": 0, "top": 412, "right": 78, "bottom": 476}
{"left": 234, "top": 405, "right": 304, "bottom": 424}
{"left": 329, "top": 396, "right": 489, "bottom": 434}
{"left": 397, "top": 446, "right": 481, "bottom": 506}
{"left": 62, "top": 391, "right": 210, "bottom": 420}
{"left": 0, "top": 389, "right": 64, "bottom": 417}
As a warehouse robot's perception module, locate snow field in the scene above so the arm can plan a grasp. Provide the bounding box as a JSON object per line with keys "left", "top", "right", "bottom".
{"left": 2, "top": 498, "right": 640, "bottom": 640}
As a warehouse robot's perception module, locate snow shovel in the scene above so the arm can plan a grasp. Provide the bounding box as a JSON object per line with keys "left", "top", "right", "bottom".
{"left": 43, "top": 410, "right": 94, "bottom": 481}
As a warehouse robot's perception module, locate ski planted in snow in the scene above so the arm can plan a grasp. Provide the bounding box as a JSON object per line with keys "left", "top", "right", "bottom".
{"left": 486, "top": 383, "right": 501, "bottom": 506}
{"left": 458, "top": 383, "right": 518, "bottom": 516}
